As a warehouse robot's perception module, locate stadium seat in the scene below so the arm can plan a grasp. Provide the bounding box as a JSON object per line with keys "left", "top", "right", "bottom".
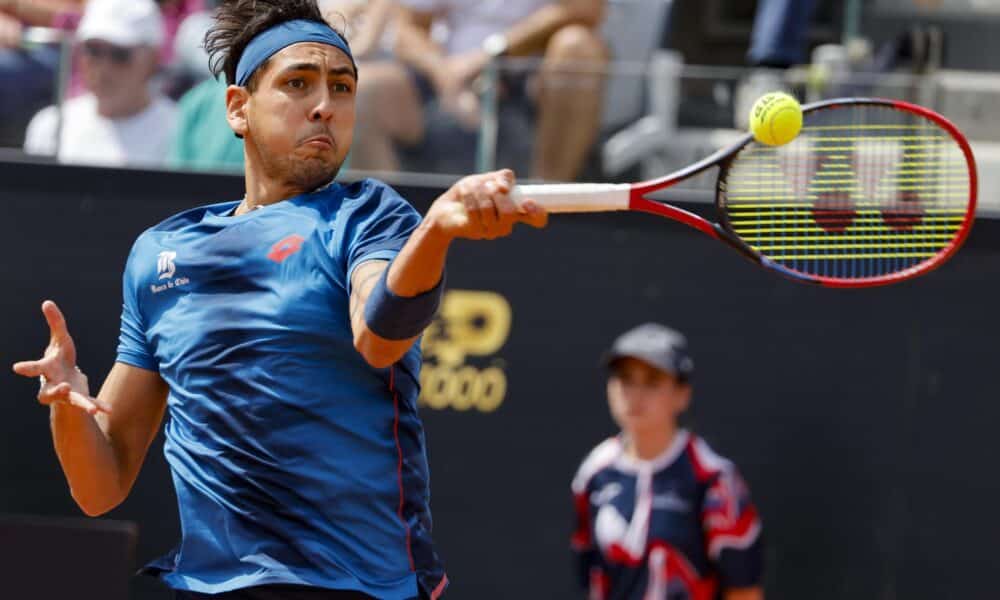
{"left": 598, "top": 0, "right": 680, "bottom": 176}
{"left": 599, "top": 0, "right": 675, "bottom": 131}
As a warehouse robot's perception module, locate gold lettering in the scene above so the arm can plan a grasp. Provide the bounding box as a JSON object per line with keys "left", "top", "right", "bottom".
{"left": 419, "top": 290, "right": 512, "bottom": 413}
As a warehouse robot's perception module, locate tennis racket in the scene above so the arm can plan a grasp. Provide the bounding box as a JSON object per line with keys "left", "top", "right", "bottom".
{"left": 512, "top": 98, "right": 977, "bottom": 288}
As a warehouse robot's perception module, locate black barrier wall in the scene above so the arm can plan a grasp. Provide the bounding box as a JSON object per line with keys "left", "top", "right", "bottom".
{"left": 2, "top": 160, "right": 999, "bottom": 600}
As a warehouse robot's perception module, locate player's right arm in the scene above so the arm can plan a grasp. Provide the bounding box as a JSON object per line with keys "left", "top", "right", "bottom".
{"left": 12, "top": 301, "right": 168, "bottom": 517}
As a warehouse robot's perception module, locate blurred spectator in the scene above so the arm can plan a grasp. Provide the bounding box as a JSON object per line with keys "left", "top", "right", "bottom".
{"left": 54, "top": 0, "right": 206, "bottom": 103}
{"left": 23, "top": 0, "right": 178, "bottom": 167}
{"left": 167, "top": 7, "right": 243, "bottom": 172}
{"left": 317, "top": 0, "right": 406, "bottom": 173}
{"left": 351, "top": 0, "right": 608, "bottom": 181}
{"left": 158, "top": 0, "right": 205, "bottom": 65}
{"left": 736, "top": 0, "right": 819, "bottom": 129}
{"left": 747, "top": 0, "right": 819, "bottom": 69}
{"left": 154, "top": 0, "right": 208, "bottom": 99}
{"left": 320, "top": 0, "right": 398, "bottom": 60}
{"left": 0, "top": 0, "right": 85, "bottom": 146}
{"left": 168, "top": 74, "right": 243, "bottom": 171}
{"left": 0, "top": 0, "right": 85, "bottom": 28}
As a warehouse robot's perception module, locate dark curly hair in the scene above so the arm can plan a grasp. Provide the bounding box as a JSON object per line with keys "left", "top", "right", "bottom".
{"left": 204, "top": 0, "right": 345, "bottom": 91}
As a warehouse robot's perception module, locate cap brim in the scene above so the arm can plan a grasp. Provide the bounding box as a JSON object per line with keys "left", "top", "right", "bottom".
{"left": 77, "top": 25, "right": 161, "bottom": 48}
{"left": 602, "top": 350, "right": 678, "bottom": 377}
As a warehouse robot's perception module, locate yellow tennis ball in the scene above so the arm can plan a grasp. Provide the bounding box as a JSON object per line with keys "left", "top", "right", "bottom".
{"left": 749, "top": 92, "right": 803, "bottom": 146}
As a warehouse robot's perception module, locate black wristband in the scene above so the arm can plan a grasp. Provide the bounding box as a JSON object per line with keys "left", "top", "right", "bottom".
{"left": 363, "top": 266, "right": 445, "bottom": 340}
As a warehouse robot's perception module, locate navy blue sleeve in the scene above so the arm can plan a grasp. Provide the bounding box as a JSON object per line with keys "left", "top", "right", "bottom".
{"left": 571, "top": 477, "right": 609, "bottom": 595}
{"left": 702, "top": 466, "right": 764, "bottom": 588}
{"left": 115, "top": 240, "right": 158, "bottom": 372}
{"left": 341, "top": 181, "right": 422, "bottom": 290}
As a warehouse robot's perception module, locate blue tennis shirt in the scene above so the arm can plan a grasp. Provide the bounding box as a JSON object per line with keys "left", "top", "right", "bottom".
{"left": 116, "top": 179, "right": 447, "bottom": 599}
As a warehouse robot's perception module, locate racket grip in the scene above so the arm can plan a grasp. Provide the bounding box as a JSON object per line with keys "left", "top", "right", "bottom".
{"left": 511, "top": 183, "right": 631, "bottom": 213}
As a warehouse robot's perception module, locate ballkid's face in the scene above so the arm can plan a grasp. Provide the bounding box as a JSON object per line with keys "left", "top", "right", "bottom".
{"left": 230, "top": 42, "right": 356, "bottom": 189}
{"left": 607, "top": 357, "right": 691, "bottom": 435}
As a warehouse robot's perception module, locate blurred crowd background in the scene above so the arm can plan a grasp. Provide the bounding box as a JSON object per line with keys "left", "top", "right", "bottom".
{"left": 1, "top": 0, "right": 999, "bottom": 204}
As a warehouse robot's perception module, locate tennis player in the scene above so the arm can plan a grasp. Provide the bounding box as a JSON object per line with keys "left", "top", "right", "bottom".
{"left": 571, "top": 324, "right": 764, "bottom": 600}
{"left": 11, "top": 1, "right": 546, "bottom": 599}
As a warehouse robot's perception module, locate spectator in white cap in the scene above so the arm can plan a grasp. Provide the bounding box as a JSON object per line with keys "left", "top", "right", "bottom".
{"left": 23, "top": 0, "right": 178, "bottom": 168}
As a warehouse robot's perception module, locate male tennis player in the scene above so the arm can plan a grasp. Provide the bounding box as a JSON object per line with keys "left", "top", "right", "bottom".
{"left": 11, "top": 1, "right": 546, "bottom": 598}
{"left": 572, "top": 324, "right": 764, "bottom": 600}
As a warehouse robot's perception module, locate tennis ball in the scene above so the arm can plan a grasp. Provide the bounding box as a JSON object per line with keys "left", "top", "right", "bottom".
{"left": 749, "top": 92, "right": 803, "bottom": 146}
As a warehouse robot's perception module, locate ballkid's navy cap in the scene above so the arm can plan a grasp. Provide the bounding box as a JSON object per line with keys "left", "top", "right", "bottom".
{"left": 603, "top": 323, "right": 694, "bottom": 381}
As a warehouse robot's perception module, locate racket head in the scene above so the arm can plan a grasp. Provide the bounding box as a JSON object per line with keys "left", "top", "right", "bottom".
{"left": 713, "top": 98, "right": 977, "bottom": 288}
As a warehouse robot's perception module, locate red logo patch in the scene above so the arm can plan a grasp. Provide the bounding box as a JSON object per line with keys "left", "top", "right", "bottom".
{"left": 267, "top": 234, "right": 305, "bottom": 263}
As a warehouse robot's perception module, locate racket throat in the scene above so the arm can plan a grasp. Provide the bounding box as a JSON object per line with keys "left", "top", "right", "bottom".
{"left": 628, "top": 197, "right": 720, "bottom": 239}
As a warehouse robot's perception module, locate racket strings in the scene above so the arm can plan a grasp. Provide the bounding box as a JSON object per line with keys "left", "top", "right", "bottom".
{"left": 720, "top": 104, "right": 971, "bottom": 280}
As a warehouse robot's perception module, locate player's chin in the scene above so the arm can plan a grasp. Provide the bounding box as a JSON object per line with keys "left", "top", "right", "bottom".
{"left": 287, "top": 155, "right": 344, "bottom": 188}
{"left": 615, "top": 411, "right": 646, "bottom": 429}
{"left": 623, "top": 414, "right": 648, "bottom": 428}
{"left": 294, "top": 144, "right": 338, "bottom": 166}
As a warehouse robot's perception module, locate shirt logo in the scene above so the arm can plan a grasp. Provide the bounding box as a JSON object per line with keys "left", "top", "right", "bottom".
{"left": 157, "top": 250, "right": 177, "bottom": 280}
{"left": 591, "top": 482, "right": 623, "bottom": 506}
{"left": 268, "top": 234, "right": 305, "bottom": 263}
{"left": 652, "top": 490, "right": 691, "bottom": 513}
{"left": 151, "top": 250, "right": 189, "bottom": 294}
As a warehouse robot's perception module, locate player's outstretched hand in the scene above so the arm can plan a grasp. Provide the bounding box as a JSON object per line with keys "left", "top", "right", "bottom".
{"left": 11, "top": 301, "right": 110, "bottom": 415}
{"left": 428, "top": 169, "right": 547, "bottom": 241}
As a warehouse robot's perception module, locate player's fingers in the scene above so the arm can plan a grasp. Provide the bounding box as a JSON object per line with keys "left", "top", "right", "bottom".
{"left": 42, "top": 300, "right": 71, "bottom": 343}
{"left": 457, "top": 182, "right": 485, "bottom": 237}
{"left": 37, "top": 381, "right": 72, "bottom": 406}
{"left": 68, "top": 390, "right": 111, "bottom": 415}
{"left": 12, "top": 360, "right": 45, "bottom": 378}
{"left": 492, "top": 189, "right": 520, "bottom": 232}
{"left": 39, "top": 382, "right": 109, "bottom": 415}
{"left": 517, "top": 199, "right": 549, "bottom": 229}
{"left": 492, "top": 169, "right": 514, "bottom": 194}
{"left": 478, "top": 181, "right": 501, "bottom": 232}
{"left": 495, "top": 219, "right": 515, "bottom": 239}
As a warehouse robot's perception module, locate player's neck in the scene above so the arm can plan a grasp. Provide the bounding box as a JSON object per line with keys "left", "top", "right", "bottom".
{"left": 240, "top": 182, "right": 297, "bottom": 213}
{"left": 624, "top": 425, "right": 679, "bottom": 462}
{"left": 240, "top": 157, "right": 336, "bottom": 214}
{"left": 240, "top": 168, "right": 307, "bottom": 214}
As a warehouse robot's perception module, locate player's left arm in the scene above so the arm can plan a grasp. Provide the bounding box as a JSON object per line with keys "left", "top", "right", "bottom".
{"left": 350, "top": 170, "right": 546, "bottom": 368}
{"left": 702, "top": 465, "right": 765, "bottom": 597}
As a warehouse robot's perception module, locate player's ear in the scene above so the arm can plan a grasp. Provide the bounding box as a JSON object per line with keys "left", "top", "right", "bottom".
{"left": 226, "top": 85, "right": 250, "bottom": 139}
{"left": 675, "top": 381, "right": 692, "bottom": 414}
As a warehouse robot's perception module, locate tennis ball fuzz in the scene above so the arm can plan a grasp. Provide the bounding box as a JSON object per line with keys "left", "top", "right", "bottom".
{"left": 749, "top": 92, "right": 803, "bottom": 146}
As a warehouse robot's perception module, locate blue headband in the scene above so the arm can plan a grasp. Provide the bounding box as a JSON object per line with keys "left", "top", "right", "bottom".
{"left": 235, "top": 19, "right": 355, "bottom": 87}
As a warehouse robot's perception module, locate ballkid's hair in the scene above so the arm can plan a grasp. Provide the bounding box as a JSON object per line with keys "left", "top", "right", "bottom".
{"left": 204, "top": 0, "right": 350, "bottom": 91}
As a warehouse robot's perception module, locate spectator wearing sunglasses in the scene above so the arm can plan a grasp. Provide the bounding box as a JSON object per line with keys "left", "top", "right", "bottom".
{"left": 0, "top": 0, "right": 85, "bottom": 146}
{"left": 23, "top": 0, "right": 177, "bottom": 167}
